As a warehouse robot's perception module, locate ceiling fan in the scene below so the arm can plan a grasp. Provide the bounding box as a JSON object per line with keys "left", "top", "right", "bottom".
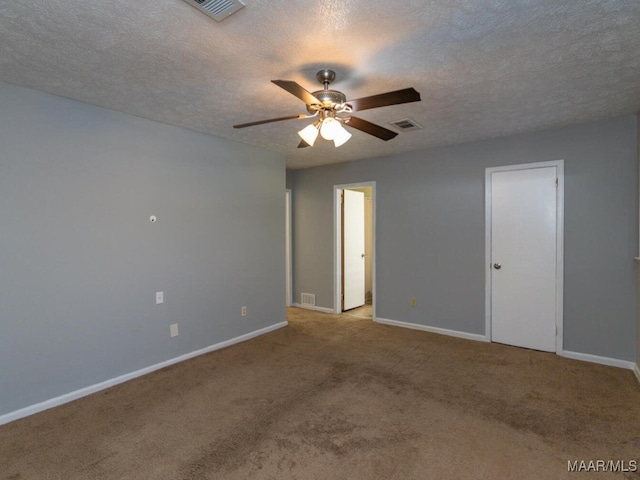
{"left": 233, "top": 69, "right": 421, "bottom": 148}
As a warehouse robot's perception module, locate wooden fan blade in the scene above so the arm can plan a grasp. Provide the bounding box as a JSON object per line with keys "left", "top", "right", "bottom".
{"left": 344, "top": 116, "right": 398, "bottom": 141}
{"left": 272, "top": 80, "right": 322, "bottom": 106}
{"left": 233, "top": 114, "right": 306, "bottom": 129}
{"left": 347, "top": 88, "right": 421, "bottom": 112}
{"left": 297, "top": 139, "right": 311, "bottom": 148}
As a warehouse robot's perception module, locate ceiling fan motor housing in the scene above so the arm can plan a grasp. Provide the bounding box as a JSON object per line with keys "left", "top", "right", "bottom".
{"left": 307, "top": 90, "right": 347, "bottom": 113}
{"left": 305, "top": 69, "right": 348, "bottom": 113}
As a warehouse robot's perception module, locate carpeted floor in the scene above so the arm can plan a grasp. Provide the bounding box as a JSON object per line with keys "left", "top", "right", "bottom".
{"left": 343, "top": 303, "right": 373, "bottom": 319}
{"left": 1, "top": 307, "right": 639, "bottom": 479}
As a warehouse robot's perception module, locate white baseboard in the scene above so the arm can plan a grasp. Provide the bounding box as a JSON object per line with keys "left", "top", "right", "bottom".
{"left": 560, "top": 350, "right": 636, "bottom": 370}
{"left": 634, "top": 363, "right": 640, "bottom": 384}
{"left": 375, "top": 317, "right": 488, "bottom": 343}
{"left": 291, "top": 303, "right": 335, "bottom": 314}
{"left": 0, "top": 321, "right": 288, "bottom": 426}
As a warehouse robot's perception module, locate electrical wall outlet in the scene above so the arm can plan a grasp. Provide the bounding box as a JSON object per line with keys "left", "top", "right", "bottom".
{"left": 170, "top": 323, "right": 179, "bottom": 337}
{"left": 156, "top": 291, "right": 164, "bottom": 304}
{"left": 410, "top": 297, "right": 417, "bottom": 307}
{"left": 241, "top": 306, "right": 247, "bottom": 317}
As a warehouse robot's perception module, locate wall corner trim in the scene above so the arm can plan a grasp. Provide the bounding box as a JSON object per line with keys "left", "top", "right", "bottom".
{"left": 0, "top": 321, "right": 288, "bottom": 426}
{"left": 374, "top": 317, "right": 488, "bottom": 343}
{"left": 291, "top": 303, "right": 335, "bottom": 314}
{"left": 560, "top": 350, "right": 636, "bottom": 370}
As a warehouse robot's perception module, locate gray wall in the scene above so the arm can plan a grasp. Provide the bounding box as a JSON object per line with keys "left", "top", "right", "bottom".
{"left": 0, "top": 83, "right": 286, "bottom": 416}
{"left": 289, "top": 115, "right": 638, "bottom": 362}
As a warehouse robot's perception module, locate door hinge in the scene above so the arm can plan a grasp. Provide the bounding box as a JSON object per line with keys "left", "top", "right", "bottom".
{"left": 555, "top": 178, "right": 558, "bottom": 187}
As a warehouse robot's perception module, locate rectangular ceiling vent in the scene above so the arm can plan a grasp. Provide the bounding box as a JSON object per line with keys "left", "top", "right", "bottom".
{"left": 183, "top": 0, "right": 245, "bottom": 22}
{"left": 389, "top": 118, "right": 423, "bottom": 132}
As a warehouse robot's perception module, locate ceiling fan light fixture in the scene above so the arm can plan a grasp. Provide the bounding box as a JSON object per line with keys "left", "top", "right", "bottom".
{"left": 332, "top": 126, "right": 352, "bottom": 147}
{"left": 298, "top": 122, "right": 319, "bottom": 146}
{"left": 320, "top": 117, "right": 342, "bottom": 141}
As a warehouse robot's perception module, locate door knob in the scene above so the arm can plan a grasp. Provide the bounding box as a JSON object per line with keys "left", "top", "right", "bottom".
{"left": 493, "top": 263, "right": 501, "bottom": 269}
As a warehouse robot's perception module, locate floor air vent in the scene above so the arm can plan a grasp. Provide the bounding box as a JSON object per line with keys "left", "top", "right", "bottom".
{"left": 183, "top": 0, "right": 245, "bottom": 22}
{"left": 301, "top": 293, "right": 316, "bottom": 306}
{"left": 389, "top": 118, "right": 423, "bottom": 132}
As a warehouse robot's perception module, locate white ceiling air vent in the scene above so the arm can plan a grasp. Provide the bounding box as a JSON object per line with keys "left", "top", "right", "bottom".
{"left": 182, "top": 0, "right": 245, "bottom": 22}
{"left": 389, "top": 118, "right": 423, "bottom": 132}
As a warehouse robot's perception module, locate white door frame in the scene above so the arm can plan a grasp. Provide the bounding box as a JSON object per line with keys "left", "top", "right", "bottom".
{"left": 334, "top": 181, "right": 376, "bottom": 318}
{"left": 285, "top": 189, "right": 292, "bottom": 307}
{"left": 484, "top": 160, "right": 564, "bottom": 353}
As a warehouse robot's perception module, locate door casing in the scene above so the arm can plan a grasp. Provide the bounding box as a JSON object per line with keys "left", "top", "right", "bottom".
{"left": 285, "top": 189, "right": 292, "bottom": 307}
{"left": 334, "top": 182, "right": 376, "bottom": 318}
{"left": 484, "top": 160, "right": 564, "bottom": 353}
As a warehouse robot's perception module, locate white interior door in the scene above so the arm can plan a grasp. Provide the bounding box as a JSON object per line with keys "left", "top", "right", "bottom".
{"left": 490, "top": 166, "right": 558, "bottom": 352}
{"left": 343, "top": 189, "right": 365, "bottom": 310}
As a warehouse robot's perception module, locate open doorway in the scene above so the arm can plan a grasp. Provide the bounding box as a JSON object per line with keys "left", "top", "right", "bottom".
{"left": 334, "top": 182, "right": 375, "bottom": 319}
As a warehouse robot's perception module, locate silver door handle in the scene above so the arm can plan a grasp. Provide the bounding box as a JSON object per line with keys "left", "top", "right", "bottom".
{"left": 493, "top": 263, "right": 501, "bottom": 269}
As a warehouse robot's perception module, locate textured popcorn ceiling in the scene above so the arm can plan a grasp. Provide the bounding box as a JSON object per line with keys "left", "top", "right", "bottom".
{"left": 1, "top": 0, "right": 639, "bottom": 169}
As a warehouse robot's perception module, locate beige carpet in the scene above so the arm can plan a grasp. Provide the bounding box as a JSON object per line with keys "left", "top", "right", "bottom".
{"left": 1, "top": 308, "right": 639, "bottom": 479}
{"left": 343, "top": 303, "right": 373, "bottom": 319}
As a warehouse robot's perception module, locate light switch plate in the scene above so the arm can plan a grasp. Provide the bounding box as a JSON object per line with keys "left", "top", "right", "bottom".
{"left": 156, "top": 292, "right": 164, "bottom": 304}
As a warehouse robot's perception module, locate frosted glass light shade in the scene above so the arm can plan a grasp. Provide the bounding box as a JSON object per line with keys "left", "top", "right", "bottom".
{"left": 320, "top": 117, "right": 341, "bottom": 140}
{"left": 298, "top": 123, "right": 319, "bottom": 146}
{"left": 332, "top": 126, "right": 352, "bottom": 147}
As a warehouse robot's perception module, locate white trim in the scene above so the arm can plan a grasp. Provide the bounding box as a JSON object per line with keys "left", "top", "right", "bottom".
{"left": 285, "top": 189, "right": 293, "bottom": 307}
{"left": 375, "top": 317, "right": 488, "bottom": 343}
{"left": 334, "top": 187, "right": 341, "bottom": 314}
{"left": 560, "top": 350, "right": 636, "bottom": 370}
{"left": 291, "top": 303, "right": 335, "bottom": 314}
{"left": 633, "top": 363, "right": 640, "bottom": 384}
{"left": 0, "top": 321, "right": 288, "bottom": 426}
{"left": 485, "top": 160, "right": 565, "bottom": 352}
{"left": 333, "top": 182, "right": 376, "bottom": 319}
